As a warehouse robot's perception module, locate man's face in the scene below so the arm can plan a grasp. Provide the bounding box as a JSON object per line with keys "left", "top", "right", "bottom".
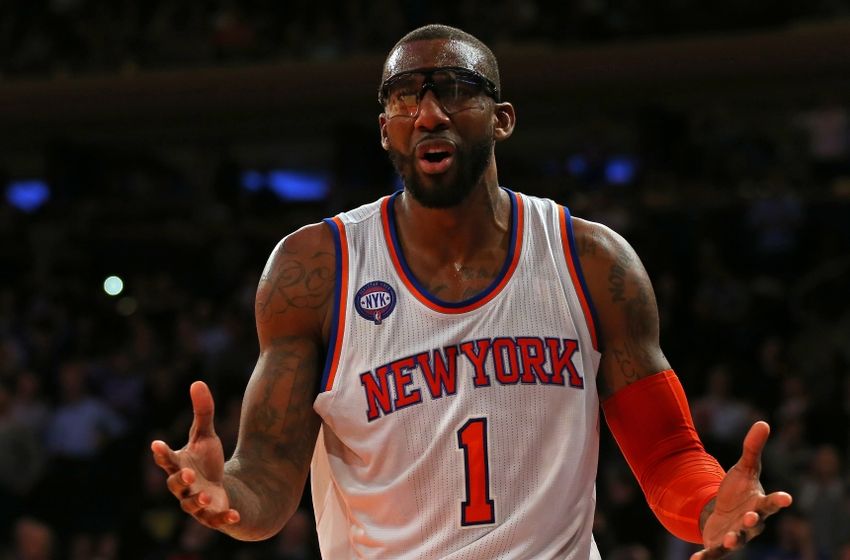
{"left": 379, "top": 39, "right": 498, "bottom": 208}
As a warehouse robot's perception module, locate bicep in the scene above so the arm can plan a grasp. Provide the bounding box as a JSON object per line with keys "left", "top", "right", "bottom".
{"left": 573, "top": 218, "right": 670, "bottom": 398}
{"left": 234, "top": 224, "right": 335, "bottom": 481}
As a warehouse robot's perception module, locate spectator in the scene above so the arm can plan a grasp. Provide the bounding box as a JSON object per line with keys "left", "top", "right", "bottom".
{"left": 1, "top": 517, "right": 55, "bottom": 560}
{"left": 797, "top": 445, "right": 850, "bottom": 558}
{"left": 41, "top": 361, "right": 126, "bottom": 560}
{"left": 762, "top": 416, "right": 813, "bottom": 495}
{"left": 9, "top": 370, "right": 50, "bottom": 439}
{"left": 692, "top": 364, "right": 756, "bottom": 466}
{"left": 748, "top": 508, "right": 824, "bottom": 560}
{"left": 0, "top": 379, "right": 45, "bottom": 539}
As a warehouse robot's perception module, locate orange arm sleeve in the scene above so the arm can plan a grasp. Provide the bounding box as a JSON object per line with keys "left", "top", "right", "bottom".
{"left": 601, "top": 369, "right": 725, "bottom": 544}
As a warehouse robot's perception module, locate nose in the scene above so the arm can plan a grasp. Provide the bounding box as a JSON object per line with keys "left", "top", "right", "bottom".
{"left": 414, "top": 90, "right": 450, "bottom": 130}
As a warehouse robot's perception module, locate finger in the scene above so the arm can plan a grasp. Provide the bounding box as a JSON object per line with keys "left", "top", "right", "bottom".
{"left": 189, "top": 381, "right": 216, "bottom": 439}
{"left": 738, "top": 421, "right": 770, "bottom": 472}
{"left": 723, "top": 530, "right": 740, "bottom": 550}
{"left": 758, "top": 491, "right": 793, "bottom": 516}
{"left": 151, "top": 440, "right": 180, "bottom": 474}
{"left": 179, "top": 491, "right": 210, "bottom": 515}
{"left": 166, "top": 468, "right": 195, "bottom": 497}
{"left": 742, "top": 510, "right": 760, "bottom": 528}
{"left": 196, "top": 508, "right": 241, "bottom": 528}
{"left": 691, "top": 544, "right": 729, "bottom": 560}
{"left": 725, "top": 526, "right": 757, "bottom": 550}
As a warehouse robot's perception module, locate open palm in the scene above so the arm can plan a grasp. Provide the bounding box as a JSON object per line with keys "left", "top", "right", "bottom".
{"left": 691, "top": 421, "right": 793, "bottom": 559}
{"left": 151, "top": 381, "right": 241, "bottom": 528}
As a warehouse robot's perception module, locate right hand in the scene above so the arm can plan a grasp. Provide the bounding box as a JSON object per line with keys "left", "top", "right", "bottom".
{"left": 691, "top": 421, "right": 793, "bottom": 559}
{"left": 151, "top": 381, "right": 241, "bottom": 529}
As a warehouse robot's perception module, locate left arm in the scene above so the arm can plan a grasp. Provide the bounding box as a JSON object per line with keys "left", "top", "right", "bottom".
{"left": 572, "top": 217, "right": 792, "bottom": 558}
{"left": 570, "top": 217, "right": 669, "bottom": 397}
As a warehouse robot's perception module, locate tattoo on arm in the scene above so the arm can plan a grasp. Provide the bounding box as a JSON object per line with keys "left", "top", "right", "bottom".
{"left": 224, "top": 335, "right": 321, "bottom": 539}
{"left": 607, "top": 283, "right": 656, "bottom": 386}
{"left": 255, "top": 247, "right": 334, "bottom": 325}
{"left": 578, "top": 231, "right": 599, "bottom": 258}
{"left": 611, "top": 347, "right": 639, "bottom": 384}
{"left": 594, "top": 230, "right": 667, "bottom": 393}
{"left": 624, "top": 284, "right": 655, "bottom": 369}
{"left": 607, "top": 245, "right": 633, "bottom": 303}
{"left": 242, "top": 342, "right": 318, "bottom": 467}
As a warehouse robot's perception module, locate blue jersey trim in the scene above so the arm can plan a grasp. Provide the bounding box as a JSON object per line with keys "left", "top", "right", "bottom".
{"left": 562, "top": 206, "right": 602, "bottom": 352}
{"left": 319, "top": 217, "right": 343, "bottom": 392}
{"left": 386, "top": 188, "right": 519, "bottom": 310}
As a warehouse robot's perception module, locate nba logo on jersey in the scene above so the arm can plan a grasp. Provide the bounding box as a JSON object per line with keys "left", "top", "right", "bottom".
{"left": 355, "top": 281, "right": 396, "bottom": 324}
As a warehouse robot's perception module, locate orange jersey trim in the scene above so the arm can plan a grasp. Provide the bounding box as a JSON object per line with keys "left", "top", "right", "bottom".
{"left": 558, "top": 206, "right": 600, "bottom": 352}
{"left": 380, "top": 191, "right": 524, "bottom": 314}
{"left": 321, "top": 216, "right": 349, "bottom": 392}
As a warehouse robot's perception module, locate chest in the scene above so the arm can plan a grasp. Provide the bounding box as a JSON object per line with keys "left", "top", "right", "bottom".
{"left": 412, "top": 259, "right": 506, "bottom": 303}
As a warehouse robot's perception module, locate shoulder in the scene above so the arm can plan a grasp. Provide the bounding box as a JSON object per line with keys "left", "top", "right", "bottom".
{"left": 570, "top": 216, "right": 640, "bottom": 277}
{"left": 569, "top": 216, "right": 669, "bottom": 395}
{"left": 567, "top": 216, "right": 654, "bottom": 337}
{"left": 258, "top": 222, "right": 337, "bottom": 306}
{"left": 255, "top": 222, "right": 337, "bottom": 346}
{"left": 277, "top": 221, "right": 336, "bottom": 257}
{"left": 568, "top": 215, "right": 650, "bottom": 311}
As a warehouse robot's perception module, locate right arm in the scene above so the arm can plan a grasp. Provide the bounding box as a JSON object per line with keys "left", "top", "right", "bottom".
{"left": 572, "top": 217, "right": 791, "bottom": 557}
{"left": 152, "top": 222, "right": 335, "bottom": 540}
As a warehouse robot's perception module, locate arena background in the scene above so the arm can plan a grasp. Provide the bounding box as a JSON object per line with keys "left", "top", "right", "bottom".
{"left": 1, "top": 2, "right": 849, "bottom": 559}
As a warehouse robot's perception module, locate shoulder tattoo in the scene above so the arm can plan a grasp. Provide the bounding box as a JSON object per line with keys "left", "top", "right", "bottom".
{"left": 255, "top": 246, "right": 334, "bottom": 324}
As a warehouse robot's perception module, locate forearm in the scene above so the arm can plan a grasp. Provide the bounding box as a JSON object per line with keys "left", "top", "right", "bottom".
{"left": 220, "top": 457, "right": 304, "bottom": 541}
{"left": 603, "top": 370, "right": 724, "bottom": 543}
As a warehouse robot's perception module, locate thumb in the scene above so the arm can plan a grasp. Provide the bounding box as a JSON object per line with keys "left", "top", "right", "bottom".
{"left": 189, "top": 381, "right": 216, "bottom": 439}
{"left": 738, "top": 421, "right": 770, "bottom": 472}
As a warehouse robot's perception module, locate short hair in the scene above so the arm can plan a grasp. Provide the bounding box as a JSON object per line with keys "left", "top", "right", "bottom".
{"left": 382, "top": 24, "right": 501, "bottom": 93}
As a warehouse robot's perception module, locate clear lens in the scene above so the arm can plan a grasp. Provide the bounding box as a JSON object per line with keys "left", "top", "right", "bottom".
{"left": 383, "top": 69, "right": 487, "bottom": 118}
{"left": 385, "top": 75, "right": 422, "bottom": 117}
{"left": 431, "top": 71, "right": 482, "bottom": 113}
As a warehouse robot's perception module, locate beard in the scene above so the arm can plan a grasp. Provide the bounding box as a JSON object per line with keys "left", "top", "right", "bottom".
{"left": 388, "top": 138, "right": 493, "bottom": 209}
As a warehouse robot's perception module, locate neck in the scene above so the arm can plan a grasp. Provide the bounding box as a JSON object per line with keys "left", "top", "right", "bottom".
{"left": 395, "top": 166, "right": 510, "bottom": 263}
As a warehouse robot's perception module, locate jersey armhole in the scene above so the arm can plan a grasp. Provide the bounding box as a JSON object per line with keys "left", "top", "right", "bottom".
{"left": 319, "top": 217, "right": 349, "bottom": 393}
{"left": 558, "top": 206, "right": 601, "bottom": 353}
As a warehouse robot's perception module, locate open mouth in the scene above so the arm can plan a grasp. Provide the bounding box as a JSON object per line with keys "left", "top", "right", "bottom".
{"left": 422, "top": 149, "right": 451, "bottom": 162}
{"left": 416, "top": 141, "right": 456, "bottom": 174}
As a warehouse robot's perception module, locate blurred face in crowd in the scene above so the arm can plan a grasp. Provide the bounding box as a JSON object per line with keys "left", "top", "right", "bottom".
{"left": 379, "top": 38, "right": 511, "bottom": 208}
{"left": 811, "top": 445, "right": 841, "bottom": 481}
{"left": 58, "top": 362, "right": 87, "bottom": 401}
{"left": 14, "top": 518, "right": 53, "bottom": 560}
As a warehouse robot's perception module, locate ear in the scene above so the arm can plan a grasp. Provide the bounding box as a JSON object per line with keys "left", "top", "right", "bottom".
{"left": 493, "top": 102, "right": 516, "bottom": 142}
{"left": 378, "top": 113, "right": 390, "bottom": 151}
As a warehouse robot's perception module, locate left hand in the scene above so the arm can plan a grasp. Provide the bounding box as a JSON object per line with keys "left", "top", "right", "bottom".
{"left": 690, "top": 421, "right": 793, "bottom": 559}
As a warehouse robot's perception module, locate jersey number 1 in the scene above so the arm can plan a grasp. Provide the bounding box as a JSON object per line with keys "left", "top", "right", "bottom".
{"left": 457, "top": 417, "right": 495, "bottom": 525}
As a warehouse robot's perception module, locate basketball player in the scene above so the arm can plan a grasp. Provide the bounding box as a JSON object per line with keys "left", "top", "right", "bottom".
{"left": 151, "top": 25, "right": 792, "bottom": 559}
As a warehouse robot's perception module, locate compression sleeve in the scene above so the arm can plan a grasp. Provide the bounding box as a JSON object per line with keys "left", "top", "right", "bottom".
{"left": 601, "top": 369, "right": 725, "bottom": 544}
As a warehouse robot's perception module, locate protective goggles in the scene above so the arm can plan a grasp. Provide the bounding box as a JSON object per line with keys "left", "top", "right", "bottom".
{"left": 378, "top": 66, "right": 500, "bottom": 118}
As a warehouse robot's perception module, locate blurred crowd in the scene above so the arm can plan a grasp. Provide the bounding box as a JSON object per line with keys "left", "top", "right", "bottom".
{"left": 1, "top": 0, "right": 849, "bottom": 78}
{"left": 3, "top": 3, "right": 850, "bottom": 559}
{"left": 3, "top": 94, "right": 850, "bottom": 559}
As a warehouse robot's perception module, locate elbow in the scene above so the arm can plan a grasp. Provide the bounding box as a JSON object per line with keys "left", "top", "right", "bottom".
{"left": 226, "top": 493, "right": 303, "bottom": 542}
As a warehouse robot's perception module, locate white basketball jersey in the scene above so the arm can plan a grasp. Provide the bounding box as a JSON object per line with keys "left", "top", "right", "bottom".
{"left": 311, "top": 190, "right": 603, "bottom": 559}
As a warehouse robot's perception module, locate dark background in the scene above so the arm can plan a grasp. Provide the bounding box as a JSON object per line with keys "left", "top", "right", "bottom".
{"left": 1, "top": 2, "right": 849, "bottom": 559}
